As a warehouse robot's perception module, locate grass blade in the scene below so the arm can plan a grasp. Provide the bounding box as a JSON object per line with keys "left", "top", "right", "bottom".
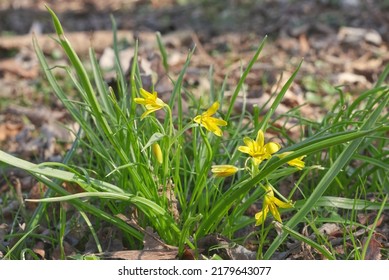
{"left": 264, "top": 92, "right": 389, "bottom": 259}
{"left": 226, "top": 36, "right": 267, "bottom": 120}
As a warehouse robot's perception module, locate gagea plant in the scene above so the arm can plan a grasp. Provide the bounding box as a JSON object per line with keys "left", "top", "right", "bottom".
{"left": 0, "top": 6, "right": 388, "bottom": 260}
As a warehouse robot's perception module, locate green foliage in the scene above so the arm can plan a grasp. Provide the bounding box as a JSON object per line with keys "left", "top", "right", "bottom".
{"left": 0, "top": 6, "right": 388, "bottom": 259}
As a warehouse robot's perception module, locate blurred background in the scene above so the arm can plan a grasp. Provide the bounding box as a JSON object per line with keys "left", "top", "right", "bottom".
{"left": 1, "top": 0, "right": 388, "bottom": 152}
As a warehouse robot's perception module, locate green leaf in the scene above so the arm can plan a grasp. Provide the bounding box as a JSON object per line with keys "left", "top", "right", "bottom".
{"left": 141, "top": 132, "right": 166, "bottom": 152}
{"left": 264, "top": 91, "right": 389, "bottom": 259}
{"left": 294, "top": 196, "right": 389, "bottom": 210}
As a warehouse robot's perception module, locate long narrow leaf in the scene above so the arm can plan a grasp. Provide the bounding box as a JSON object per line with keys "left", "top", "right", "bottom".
{"left": 294, "top": 196, "right": 389, "bottom": 210}
{"left": 264, "top": 92, "right": 389, "bottom": 259}
{"left": 196, "top": 128, "right": 378, "bottom": 236}
{"left": 226, "top": 37, "right": 267, "bottom": 119}
{"left": 258, "top": 60, "right": 303, "bottom": 131}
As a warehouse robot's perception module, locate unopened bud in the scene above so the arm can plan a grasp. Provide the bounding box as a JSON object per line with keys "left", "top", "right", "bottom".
{"left": 152, "top": 143, "right": 163, "bottom": 164}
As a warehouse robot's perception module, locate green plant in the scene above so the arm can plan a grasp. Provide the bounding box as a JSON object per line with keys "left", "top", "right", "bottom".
{"left": 0, "top": 6, "right": 388, "bottom": 260}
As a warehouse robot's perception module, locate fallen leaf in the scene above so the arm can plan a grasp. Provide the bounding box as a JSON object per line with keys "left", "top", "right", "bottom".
{"left": 319, "top": 223, "right": 341, "bottom": 237}
{"left": 97, "top": 249, "right": 178, "bottom": 260}
{"left": 0, "top": 122, "right": 23, "bottom": 142}
{"left": 32, "top": 241, "right": 46, "bottom": 259}
{"left": 362, "top": 234, "right": 382, "bottom": 260}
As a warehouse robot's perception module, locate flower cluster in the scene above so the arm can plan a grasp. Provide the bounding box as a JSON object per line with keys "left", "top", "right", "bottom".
{"left": 210, "top": 128, "right": 306, "bottom": 226}
{"left": 206, "top": 130, "right": 304, "bottom": 226}
{"left": 134, "top": 88, "right": 305, "bottom": 227}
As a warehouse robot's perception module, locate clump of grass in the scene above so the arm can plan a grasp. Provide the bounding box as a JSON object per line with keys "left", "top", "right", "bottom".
{"left": 0, "top": 6, "right": 388, "bottom": 260}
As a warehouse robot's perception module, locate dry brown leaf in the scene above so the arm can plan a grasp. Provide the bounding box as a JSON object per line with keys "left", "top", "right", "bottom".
{"left": 32, "top": 240, "right": 46, "bottom": 259}
{"left": 362, "top": 234, "right": 382, "bottom": 260}
{"left": 0, "top": 31, "right": 146, "bottom": 55}
{"left": 0, "top": 122, "right": 23, "bottom": 142}
{"left": 299, "top": 33, "right": 310, "bottom": 55}
{"left": 6, "top": 105, "right": 66, "bottom": 126}
{"left": 319, "top": 223, "right": 341, "bottom": 237}
{"left": 26, "top": 182, "right": 47, "bottom": 211}
{"left": 0, "top": 58, "right": 38, "bottom": 79}
{"left": 98, "top": 249, "right": 178, "bottom": 260}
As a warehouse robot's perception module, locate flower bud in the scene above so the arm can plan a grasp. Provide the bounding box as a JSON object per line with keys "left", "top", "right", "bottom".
{"left": 152, "top": 143, "right": 163, "bottom": 164}
{"left": 211, "top": 165, "right": 239, "bottom": 177}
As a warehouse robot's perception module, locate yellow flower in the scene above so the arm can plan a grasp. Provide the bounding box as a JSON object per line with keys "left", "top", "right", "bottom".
{"left": 238, "top": 130, "right": 281, "bottom": 165}
{"left": 193, "top": 101, "right": 227, "bottom": 137}
{"left": 152, "top": 143, "right": 163, "bottom": 164}
{"left": 255, "top": 184, "right": 293, "bottom": 226}
{"left": 134, "top": 88, "right": 166, "bottom": 119}
{"left": 211, "top": 165, "right": 239, "bottom": 177}
{"left": 277, "top": 152, "right": 306, "bottom": 170}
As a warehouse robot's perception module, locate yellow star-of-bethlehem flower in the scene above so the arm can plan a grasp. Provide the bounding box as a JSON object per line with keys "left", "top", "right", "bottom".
{"left": 255, "top": 184, "right": 293, "bottom": 226}
{"left": 211, "top": 165, "right": 239, "bottom": 177}
{"left": 277, "top": 151, "right": 306, "bottom": 170}
{"left": 134, "top": 88, "right": 167, "bottom": 119}
{"left": 238, "top": 130, "right": 281, "bottom": 165}
{"left": 193, "top": 101, "right": 227, "bottom": 137}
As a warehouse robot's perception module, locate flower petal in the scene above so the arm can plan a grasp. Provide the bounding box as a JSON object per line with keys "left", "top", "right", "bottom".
{"left": 210, "top": 126, "right": 223, "bottom": 137}
{"left": 252, "top": 156, "right": 263, "bottom": 166}
{"left": 204, "top": 120, "right": 223, "bottom": 136}
{"left": 238, "top": 146, "right": 251, "bottom": 154}
{"left": 265, "top": 142, "right": 281, "bottom": 154}
{"left": 145, "top": 104, "right": 163, "bottom": 111}
{"left": 193, "top": 103, "right": 226, "bottom": 137}
{"left": 134, "top": 97, "right": 147, "bottom": 105}
{"left": 193, "top": 115, "right": 202, "bottom": 124}
{"left": 140, "top": 88, "right": 154, "bottom": 99}
{"left": 201, "top": 118, "right": 218, "bottom": 131}
{"left": 255, "top": 207, "right": 269, "bottom": 226}
{"left": 256, "top": 130, "right": 264, "bottom": 147}
{"left": 242, "top": 137, "right": 255, "bottom": 150}
{"left": 204, "top": 101, "right": 219, "bottom": 116}
{"left": 288, "top": 158, "right": 305, "bottom": 169}
{"left": 136, "top": 88, "right": 167, "bottom": 120}
{"left": 277, "top": 152, "right": 306, "bottom": 170}
{"left": 140, "top": 107, "right": 160, "bottom": 119}
{"left": 264, "top": 185, "right": 274, "bottom": 196}
{"left": 272, "top": 197, "right": 293, "bottom": 209}
{"left": 209, "top": 117, "right": 228, "bottom": 126}
{"left": 140, "top": 111, "right": 151, "bottom": 120}
{"left": 155, "top": 97, "right": 166, "bottom": 107}
{"left": 268, "top": 202, "right": 282, "bottom": 223}
{"left": 194, "top": 116, "right": 223, "bottom": 136}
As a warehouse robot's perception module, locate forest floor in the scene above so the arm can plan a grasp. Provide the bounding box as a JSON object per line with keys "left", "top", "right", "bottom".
{"left": 0, "top": 0, "right": 388, "bottom": 259}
